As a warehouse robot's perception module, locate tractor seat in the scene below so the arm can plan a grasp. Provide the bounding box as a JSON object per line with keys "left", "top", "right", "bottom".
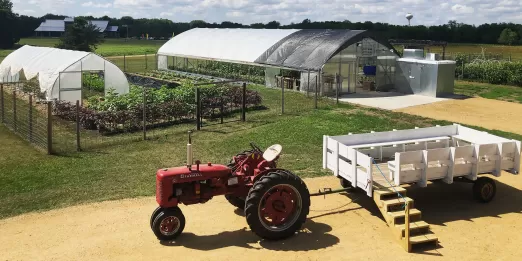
{"left": 263, "top": 144, "right": 282, "bottom": 162}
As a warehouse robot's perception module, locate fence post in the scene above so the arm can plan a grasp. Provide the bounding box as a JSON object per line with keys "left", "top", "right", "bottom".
{"left": 124, "top": 54, "right": 127, "bottom": 72}
{"left": 47, "top": 102, "right": 52, "bottom": 155}
{"left": 143, "top": 87, "right": 147, "bottom": 140}
{"left": 220, "top": 97, "right": 224, "bottom": 124}
{"left": 241, "top": 83, "right": 246, "bottom": 122}
{"left": 281, "top": 76, "right": 284, "bottom": 114}
{"left": 315, "top": 75, "right": 318, "bottom": 109}
{"left": 335, "top": 73, "right": 339, "bottom": 104}
{"left": 145, "top": 54, "right": 148, "bottom": 70}
{"left": 461, "top": 60, "right": 465, "bottom": 79}
{"left": 196, "top": 87, "right": 201, "bottom": 130}
{"left": 307, "top": 70, "right": 310, "bottom": 97}
{"left": 29, "top": 95, "right": 33, "bottom": 142}
{"left": 13, "top": 90, "right": 17, "bottom": 131}
{"left": 0, "top": 84, "right": 4, "bottom": 123}
{"left": 76, "top": 100, "right": 81, "bottom": 151}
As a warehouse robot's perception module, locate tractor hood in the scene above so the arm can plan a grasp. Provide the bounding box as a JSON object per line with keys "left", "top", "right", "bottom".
{"left": 157, "top": 163, "right": 230, "bottom": 183}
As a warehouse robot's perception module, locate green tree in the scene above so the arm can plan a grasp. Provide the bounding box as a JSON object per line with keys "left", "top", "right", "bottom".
{"left": 55, "top": 17, "right": 104, "bottom": 52}
{"left": 498, "top": 28, "right": 518, "bottom": 45}
{"left": 0, "top": 0, "right": 20, "bottom": 49}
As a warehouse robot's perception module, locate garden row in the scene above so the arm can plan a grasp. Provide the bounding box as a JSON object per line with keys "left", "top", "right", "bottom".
{"left": 168, "top": 60, "right": 266, "bottom": 84}
{"left": 53, "top": 83, "right": 262, "bottom": 134}
{"left": 138, "top": 70, "right": 214, "bottom": 83}
{"left": 459, "top": 60, "right": 522, "bottom": 86}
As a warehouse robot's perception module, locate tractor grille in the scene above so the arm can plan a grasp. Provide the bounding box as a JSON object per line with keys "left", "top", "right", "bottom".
{"left": 156, "top": 179, "right": 163, "bottom": 203}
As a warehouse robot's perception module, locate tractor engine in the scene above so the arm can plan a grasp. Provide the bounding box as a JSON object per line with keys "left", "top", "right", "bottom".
{"left": 156, "top": 162, "right": 232, "bottom": 208}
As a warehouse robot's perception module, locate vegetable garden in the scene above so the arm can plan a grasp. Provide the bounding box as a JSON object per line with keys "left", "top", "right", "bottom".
{"left": 455, "top": 53, "right": 522, "bottom": 87}
{"left": 53, "top": 72, "right": 263, "bottom": 135}
{"left": 169, "top": 59, "right": 266, "bottom": 84}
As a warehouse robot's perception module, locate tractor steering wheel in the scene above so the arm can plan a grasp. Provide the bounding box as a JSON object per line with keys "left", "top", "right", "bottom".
{"left": 250, "top": 142, "right": 262, "bottom": 152}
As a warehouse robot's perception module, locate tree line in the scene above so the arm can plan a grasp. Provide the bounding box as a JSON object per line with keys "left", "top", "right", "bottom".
{"left": 26, "top": 15, "right": 522, "bottom": 45}
{"left": 2, "top": 0, "right": 522, "bottom": 49}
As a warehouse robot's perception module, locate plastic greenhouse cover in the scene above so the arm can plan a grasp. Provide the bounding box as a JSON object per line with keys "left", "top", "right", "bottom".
{"left": 0, "top": 45, "right": 129, "bottom": 101}
{"left": 157, "top": 28, "right": 399, "bottom": 71}
{"left": 255, "top": 29, "right": 399, "bottom": 71}
{"left": 157, "top": 28, "right": 299, "bottom": 64}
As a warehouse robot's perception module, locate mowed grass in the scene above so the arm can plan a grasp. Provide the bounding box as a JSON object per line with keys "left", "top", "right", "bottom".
{"left": 455, "top": 80, "right": 522, "bottom": 103}
{"left": 0, "top": 38, "right": 167, "bottom": 58}
{"left": 1, "top": 84, "right": 522, "bottom": 219}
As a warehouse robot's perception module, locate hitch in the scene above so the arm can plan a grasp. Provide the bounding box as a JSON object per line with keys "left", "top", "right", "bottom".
{"left": 310, "top": 187, "right": 351, "bottom": 198}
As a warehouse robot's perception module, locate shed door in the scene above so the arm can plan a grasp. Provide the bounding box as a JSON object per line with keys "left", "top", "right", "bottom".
{"left": 409, "top": 63, "right": 422, "bottom": 94}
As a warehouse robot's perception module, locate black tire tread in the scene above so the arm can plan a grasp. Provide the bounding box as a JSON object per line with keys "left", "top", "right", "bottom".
{"left": 245, "top": 170, "right": 310, "bottom": 240}
{"left": 473, "top": 177, "right": 496, "bottom": 203}
{"left": 150, "top": 206, "right": 163, "bottom": 229}
{"left": 152, "top": 207, "right": 186, "bottom": 241}
{"left": 225, "top": 194, "right": 246, "bottom": 209}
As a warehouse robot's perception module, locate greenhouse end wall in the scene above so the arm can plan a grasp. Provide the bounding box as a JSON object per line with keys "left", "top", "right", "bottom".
{"left": 321, "top": 38, "right": 399, "bottom": 95}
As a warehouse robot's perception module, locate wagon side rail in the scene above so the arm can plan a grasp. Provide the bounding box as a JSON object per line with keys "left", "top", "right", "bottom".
{"left": 323, "top": 135, "right": 374, "bottom": 197}
{"left": 389, "top": 141, "right": 520, "bottom": 186}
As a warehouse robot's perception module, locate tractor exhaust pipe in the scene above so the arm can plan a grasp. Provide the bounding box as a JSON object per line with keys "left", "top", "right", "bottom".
{"left": 187, "top": 130, "right": 193, "bottom": 167}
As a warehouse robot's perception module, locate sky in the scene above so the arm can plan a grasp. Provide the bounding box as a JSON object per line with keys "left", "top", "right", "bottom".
{"left": 10, "top": 0, "right": 522, "bottom": 26}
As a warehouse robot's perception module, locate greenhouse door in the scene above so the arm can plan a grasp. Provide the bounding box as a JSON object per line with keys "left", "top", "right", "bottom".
{"left": 58, "top": 71, "right": 82, "bottom": 104}
{"left": 340, "top": 61, "right": 357, "bottom": 94}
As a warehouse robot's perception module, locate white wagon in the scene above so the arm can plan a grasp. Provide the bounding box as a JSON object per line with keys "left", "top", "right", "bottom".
{"left": 322, "top": 124, "right": 521, "bottom": 251}
{"left": 323, "top": 123, "right": 521, "bottom": 199}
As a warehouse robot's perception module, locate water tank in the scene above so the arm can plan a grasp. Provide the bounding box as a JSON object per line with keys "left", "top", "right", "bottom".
{"left": 403, "top": 49, "right": 424, "bottom": 59}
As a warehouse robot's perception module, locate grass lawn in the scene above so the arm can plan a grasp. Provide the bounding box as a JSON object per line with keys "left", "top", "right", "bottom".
{"left": 455, "top": 80, "right": 522, "bottom": 103}
{"left": 1, "top": 85, "right": 522, "bottom": 219}
{"left": 0, "top": 38, "right": 167, "bottom": 58}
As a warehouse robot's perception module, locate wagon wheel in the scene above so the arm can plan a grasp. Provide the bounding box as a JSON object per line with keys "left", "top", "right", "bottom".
{"left": 245, "top": 170, "right": 310, "bottom": 240}
{"left": 473, "top": 177, "right": 496, "bottom": 203}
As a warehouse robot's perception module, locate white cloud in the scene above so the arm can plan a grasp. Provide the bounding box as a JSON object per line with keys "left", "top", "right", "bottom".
{"left": 82, "top": 2, "right": 113, "bottom": 8}
{"left": 160, "top": 12, "right": 173, "bottom": 17}
{"left": 226, "top": 11, "right": 245, "bottom": 17}
{"left": 7, "top": 0, "right": 522, "bottom": 25}
{"left": 451, "top": 4, "right": 474, "bottom": 14}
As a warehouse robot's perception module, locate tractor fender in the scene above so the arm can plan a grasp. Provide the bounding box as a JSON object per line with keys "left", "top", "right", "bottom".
{"left": 252, "top": 168, "right": 294, "bottom": 184}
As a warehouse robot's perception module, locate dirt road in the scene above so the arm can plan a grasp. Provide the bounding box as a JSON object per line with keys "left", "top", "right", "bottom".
{"left": 397, "top": 97, "right": 522, "bottom": 135}
{"left": 2, "top": 173, "right": 522, "bottom": 261}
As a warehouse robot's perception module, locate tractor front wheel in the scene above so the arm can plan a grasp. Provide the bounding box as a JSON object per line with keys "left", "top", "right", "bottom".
{"left": 151, "top": 207, "right": 186, "bottom": 241}
{"left": 225, "top": 194, "right": 246, "bottom": 209}
{"left": 150, "top": 206, "right": 163, "bottom": 229}
{"left": 245, "top": 170, "right": 310, "bottom": 240}
{"left": 473, "top": 177, "right": 496, "bottom": 203}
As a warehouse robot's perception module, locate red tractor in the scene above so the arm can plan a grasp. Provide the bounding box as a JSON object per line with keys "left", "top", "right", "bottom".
{"left": 150, "top": 131, "right": 310, "bottom": 241}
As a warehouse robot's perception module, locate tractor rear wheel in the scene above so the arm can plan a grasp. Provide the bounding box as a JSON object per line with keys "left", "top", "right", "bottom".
{"left": 225, "top": 194, "right": 246, "bottom": 209}
{"left": 152, "top": 207, "right": 186, "bottom": 241}
{"left": 245, "top": 170, "right": 310, "bottom": 240}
